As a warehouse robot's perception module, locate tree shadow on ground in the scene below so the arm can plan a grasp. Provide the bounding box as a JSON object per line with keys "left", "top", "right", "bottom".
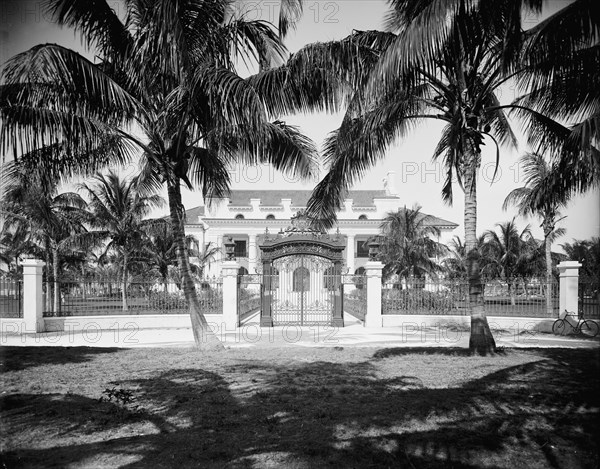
{"left": 0, "top": 346, "right": 122, "bottom": 372}
{"left": 373, "top": 346, "right": 507, "bottom": 359}
{"left": 2, "top": 349, "right": 598, "bottom": 468}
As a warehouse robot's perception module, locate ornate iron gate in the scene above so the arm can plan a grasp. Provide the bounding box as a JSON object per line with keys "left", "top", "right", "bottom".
{"left": 269, "top": 254, "right": 335, "bottom": 325}
{"left": 258, "top": 211, "right": 346, "bottom": 327}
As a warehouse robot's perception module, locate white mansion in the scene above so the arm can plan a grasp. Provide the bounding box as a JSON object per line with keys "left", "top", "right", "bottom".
{"left": 184, "top": 172, "right": 458, "bottom": 277}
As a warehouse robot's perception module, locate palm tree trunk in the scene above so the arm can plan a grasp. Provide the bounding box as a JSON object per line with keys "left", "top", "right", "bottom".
{"left": 167, "top": 180, "right": 223, "bottom": 349}
{"left": 122, "top": 250, "right": 128, "bottom": 311}
{"left": 464, "top": 163, "right": 496, "bottom": 355}
{"left": 544, "top": 228, "right": 554, "bottom": 317}
{"left": 52, "top": 244, "right": 60, "bottom": 314}
{"left": 509, "top": 281, "right": 516, "bottom": 306}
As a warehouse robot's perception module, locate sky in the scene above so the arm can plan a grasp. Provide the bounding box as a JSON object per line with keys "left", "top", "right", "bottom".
{"left": 0, "top": 0, "right": 598, "bottom": 249}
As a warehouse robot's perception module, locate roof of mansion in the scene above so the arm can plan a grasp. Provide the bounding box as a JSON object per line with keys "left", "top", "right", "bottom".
{"left": 225, "top": 190, "right": 398, "bottom": 208}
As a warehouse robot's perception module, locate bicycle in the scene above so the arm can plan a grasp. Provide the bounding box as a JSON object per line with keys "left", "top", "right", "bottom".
{"left": 552, "top": 310, "right": 599, "bottom": 338}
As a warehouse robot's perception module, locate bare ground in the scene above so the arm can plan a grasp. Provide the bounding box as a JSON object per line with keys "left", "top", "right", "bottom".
{"left": 1, "top": 345, "right": 598, "bottom": 468}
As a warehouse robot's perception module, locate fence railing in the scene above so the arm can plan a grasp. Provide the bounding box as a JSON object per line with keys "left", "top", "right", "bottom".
{"left": 579, "top": 280, "right": 600, "bottom": 319}
{"left": 382, "top": 279, "right": 559, "bottom": 317}
{"left": 0, "top": 275, "right": 23, "bottom": 318}
{"left": 43, "top": 276, "right": 223, "bottom": 316}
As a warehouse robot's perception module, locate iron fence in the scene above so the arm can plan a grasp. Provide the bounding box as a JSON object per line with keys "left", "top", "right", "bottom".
{"left": 382, "top": 279, "right": 558, "bottom": 317}
{"left": 342, "top": 274, "right": 367, "bottom": 321}
{"left": 579, "top": 280, "right": 600, "bottom": 319}
{"left": 0, "top": 274, "right": 23, "bottom": 318}
{"left": 43, "top": 276, "right": 222, "bottom": 316}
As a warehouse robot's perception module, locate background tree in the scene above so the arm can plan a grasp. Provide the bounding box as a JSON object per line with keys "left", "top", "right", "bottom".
{"left": 378, "top": 205, "right": 446, "bottom": 284}
{"left": 481, "top": 220, "right": 540, "bottom": 305}
{"left": 503, "top": 152, "right": 567, "bottom": 315}
{"left": 1, "top": 164, "right": 88, "bottom": 312}
{"left": 1, "top": 0, "right": 317, "bottom": 348}
{"left": 79, "top": 171, "right": 163, "bottom": 311}
{"left": 562, "top": 238, "right": 600, "bottom": 306}
{"left": 0, "top": 223, "right": 34, "bottom": 276}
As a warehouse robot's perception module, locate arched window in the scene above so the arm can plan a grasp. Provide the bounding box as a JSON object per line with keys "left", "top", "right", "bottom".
{"left": 358, "top": 214, "right": 368, "bottom": 220}
{"left": 237, "top": 266, "right": 248, "bottom": 284}
{"left": 235, "top": 214, "right": 245, "bottom": 219}
{"left": 293, "top": 266, "right": 310, "bottom": 292}
{"left": 324, "top": 266, "right": 337, "bottom": 291}
{"left": 266, "top": 214, "right": 275, "bottom": 220}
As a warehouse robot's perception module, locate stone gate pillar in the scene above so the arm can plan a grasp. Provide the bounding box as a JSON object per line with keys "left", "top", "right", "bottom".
{"left": 365, "top": 260, "right": 384, "bottom": 328}
{"left": 332, "top": 261, "right": 344, "bottom": 327}
{"left": 221, "top": 260, "right": 239, "bottom": 330}
{"left": 22, "top": 259, "right": 45, "bottom": 333}
{"left": 558, "top": 261, "right": 581, "bottom": 317}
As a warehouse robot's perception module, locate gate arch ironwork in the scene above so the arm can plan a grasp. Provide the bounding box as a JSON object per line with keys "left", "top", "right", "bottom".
{"left": 258, "top": 211, "right": 346, "bottom": 327}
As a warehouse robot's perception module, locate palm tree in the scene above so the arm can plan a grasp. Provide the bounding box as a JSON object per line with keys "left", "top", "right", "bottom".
{"left": 503, "top": 152, "right": 568, "bottom": 316}
{"left": 481, "top": 220, "right": 539, "bottom": 305}
{"left": 378, "top": 205, "right": 446, "bottom": 284}
{"left": 1, "top": 164, "right": 89, "bottom": 312}
{"left": 1, "top": 0, "right": 317, "bottom": 347}
{"left": 79, "top": 171, "right": 163, "bottom": 311}
{"left": 304, "top": 8, "right": 526, "bottom": 354}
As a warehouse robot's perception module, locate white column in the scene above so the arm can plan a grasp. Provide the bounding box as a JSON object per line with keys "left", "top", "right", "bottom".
{"left": 248, "top": 234, "right": 257, "bottom": 273}
{"left": 22, "top": 259, "right": 45, "bottom": 333}
{"left": 558, "top": 261, "right": 581, "bottom": 317}
{"left": 365, "top": 260, "right": 384, "bottom": 328}
{"left": 221, "top": 260, "right": 240, "bottom": 329}
{"left": 346, "top": 234, "right": 355, "bottom": 274}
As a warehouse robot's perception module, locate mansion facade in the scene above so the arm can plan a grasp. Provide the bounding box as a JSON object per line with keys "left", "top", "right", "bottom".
{"left": 184, "top": 172, "right": 458, "bottom": 277}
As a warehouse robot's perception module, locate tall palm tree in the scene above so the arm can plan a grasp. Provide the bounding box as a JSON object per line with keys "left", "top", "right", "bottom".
{"left": 79, "top": 171, "right": 163, "bottom": 311}
{"left": 503, "top": 152, "right": 567, "bottom": 315}
{"left": 378, "top": 205, "right": 446, "bottom": 283}
{"left": 0, "top": 0, "right": 317, "bottom": 347}
{"left": 304, "top": 8, "right": 526, "bottom": 354}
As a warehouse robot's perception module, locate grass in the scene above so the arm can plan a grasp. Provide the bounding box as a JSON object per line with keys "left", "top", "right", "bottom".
{"left": 1, "top": 345, "right": 599, "bottom": 468}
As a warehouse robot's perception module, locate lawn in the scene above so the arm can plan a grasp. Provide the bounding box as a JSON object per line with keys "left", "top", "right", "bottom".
{"left": 1, "top": 345, "right": 598, "bottom": 468}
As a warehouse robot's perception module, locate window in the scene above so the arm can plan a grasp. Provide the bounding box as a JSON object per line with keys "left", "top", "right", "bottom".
{"left": 235, "top": 214, "right": 245, "bottom": 219}
{"left": 237, "top": 266, "right": 248, "bottom": 284}
{"left": 234, "top": 240, "right": 247, "bottom": 257}
{"left": 266, "top": 214, "right": 275, "bottom": 220}
{"left": 356, "top": 240, "right": 370, "bottom": 258}
{"left": 358, "top": 214, "right": 368, "bottom": 220}
{"left": 293, "top": 267, "right": 310, "bottom": 292}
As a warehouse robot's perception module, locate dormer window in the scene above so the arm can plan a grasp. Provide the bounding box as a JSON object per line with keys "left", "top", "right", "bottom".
{"left": 266, "top": 214, "right": 275, "bottom": 220}
{"left": 358, "top": 214, "right": 368, "bottom": 220}
{"left": 235, "top": 214, "right": 245, "bottom": 220}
